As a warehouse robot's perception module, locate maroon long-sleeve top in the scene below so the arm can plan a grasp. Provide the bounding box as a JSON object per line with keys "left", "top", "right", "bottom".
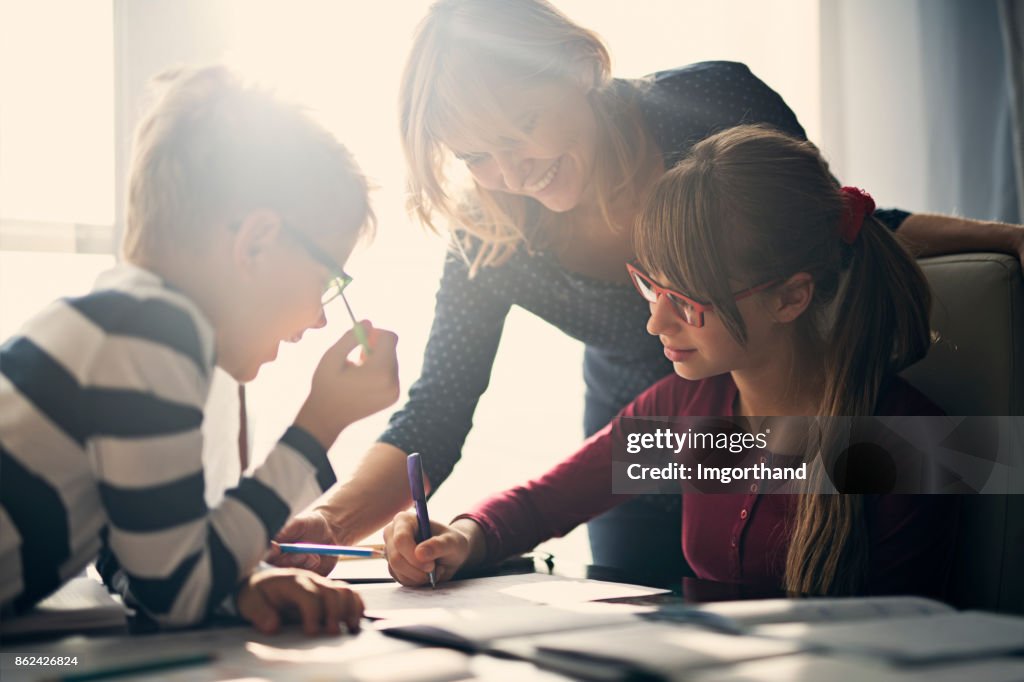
{"left": 459, "top": 372, "right": 957, "bottom": 597}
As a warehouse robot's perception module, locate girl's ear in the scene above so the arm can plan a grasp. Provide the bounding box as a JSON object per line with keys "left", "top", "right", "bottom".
{"left": 771, "top": 272, "right": 815, "bottom": 324}
{"left": 232, "top": 208, "right": 283, "bottom": 275}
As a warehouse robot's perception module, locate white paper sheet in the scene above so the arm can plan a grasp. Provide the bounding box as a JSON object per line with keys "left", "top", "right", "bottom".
{"left": 329, "top": 557, "right": 394, "bottom": 582}
{"left": 359, "top": 573, "right": 667, "bottom": 619}
{"left": 690, "top": 653, "right": 1024, "bottom": 682}
{"left": 753, "top": 611, "right": 1024, "bottom": 663}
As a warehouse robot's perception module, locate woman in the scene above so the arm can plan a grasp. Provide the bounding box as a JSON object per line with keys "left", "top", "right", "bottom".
{"left": 276, "top": 0, "right": 1019, "bottom": 576}
{"left": 383, "top": 125, "right": 957, "bottom": 597}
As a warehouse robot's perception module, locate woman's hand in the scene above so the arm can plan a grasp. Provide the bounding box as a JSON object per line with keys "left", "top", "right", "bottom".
{"left": 264, "top": 510, "right": 339, "bottom": 576}
{"left": 235, "top": 568, "right": 363, "bottom": 635}
{"left": 382, "top": 512, "right": 483, "bottom": 586}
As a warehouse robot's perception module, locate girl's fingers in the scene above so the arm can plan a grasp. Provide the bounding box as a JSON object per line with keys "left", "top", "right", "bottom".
{"left": 414, "top": 533, "right": 458, "bottom": 563}
{"left": 387, "top": 550, "right": 431, "bottom": 585}
{"left": 391, "top": 513, "right": 432, "bottom": 570}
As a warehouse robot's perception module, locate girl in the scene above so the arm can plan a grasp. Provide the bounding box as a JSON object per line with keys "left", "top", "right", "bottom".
{"left": 282, "top": 0, "right": 1014, "bottom": 578}
{"left": 382, "top": 125, "right": 956, "bottom": 596}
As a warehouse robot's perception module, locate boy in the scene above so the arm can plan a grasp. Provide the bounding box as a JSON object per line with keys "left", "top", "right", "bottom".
{"left": 0, "top": 66, "right": 398, "bottom": 634}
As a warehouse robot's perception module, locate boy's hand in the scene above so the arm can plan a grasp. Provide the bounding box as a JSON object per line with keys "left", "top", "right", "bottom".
{"left": 383, "top": 511, "right": 477, "bottom": 586}
{"left": 296, "top": 321, "right": 399, "bottom": 449}
{"left": 265, "top": 510, "right": 338, "bottom": 576}
{"left": 236, "top": 568, "right": 363, "bottom": 635}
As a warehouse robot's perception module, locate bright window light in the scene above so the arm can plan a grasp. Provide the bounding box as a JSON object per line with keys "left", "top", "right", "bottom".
{"left": 0, "top": 0, "right": 114, "bottom": 225}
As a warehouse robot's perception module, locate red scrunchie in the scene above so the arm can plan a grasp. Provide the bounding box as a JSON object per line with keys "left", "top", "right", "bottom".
{"left": 838, "top": 186, "right": 875, "bottom": 244}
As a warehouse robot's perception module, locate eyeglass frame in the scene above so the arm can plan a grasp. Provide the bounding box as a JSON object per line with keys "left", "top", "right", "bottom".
{"left": 277, "top": 220, "right": 354, "bottom": 306}
{"left": 626, "top": 262, "right": 783, "bottom": 328}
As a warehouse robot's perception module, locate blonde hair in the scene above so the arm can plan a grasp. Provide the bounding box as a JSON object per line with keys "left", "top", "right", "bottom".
{"left": 636, "top": 125, "right": 932, "bottom": 595}
{"left": 400, "top": 0, "right": 653, "bottom": 275}
{"left": 123, "top": 65, "right": 374, "bottom": 266}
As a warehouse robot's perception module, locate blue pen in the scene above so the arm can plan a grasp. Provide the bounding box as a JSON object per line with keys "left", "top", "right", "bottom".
{"left": 407, "top": 452, "right": 436, "bottom": 588}
{"left": 277, "top": 542, "right": 383, "bottom": 558}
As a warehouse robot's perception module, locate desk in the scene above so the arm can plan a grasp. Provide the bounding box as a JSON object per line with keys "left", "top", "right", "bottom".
{"left": 3, "top": 561, "right": 1023, "bottom": 682}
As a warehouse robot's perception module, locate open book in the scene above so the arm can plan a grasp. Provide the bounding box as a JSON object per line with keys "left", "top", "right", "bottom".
{"left": 753, "top": 610, "right": 1024, "bottom": 664}
{"left": 381, "top": 594, "right": 1024, "bottom": 681}
{"left": 484, "top": 598, "right": 949, "bottom": 680}
{"left": 0, "top": 576, "right": 127, "bottom": 639}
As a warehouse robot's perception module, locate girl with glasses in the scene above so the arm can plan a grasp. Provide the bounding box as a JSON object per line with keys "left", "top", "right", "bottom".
{"left": 382, "top": 124, "right": 957, "bottom": 597}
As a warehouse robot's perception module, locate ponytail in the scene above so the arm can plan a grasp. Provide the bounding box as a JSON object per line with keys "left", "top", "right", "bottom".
{"left": 785, "top": 211, "right": 932, "bottom": 595}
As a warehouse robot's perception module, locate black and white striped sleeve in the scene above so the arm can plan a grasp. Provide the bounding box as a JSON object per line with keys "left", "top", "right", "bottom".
{"left": 75, "top": 293, "right": 335, "bottom": 626}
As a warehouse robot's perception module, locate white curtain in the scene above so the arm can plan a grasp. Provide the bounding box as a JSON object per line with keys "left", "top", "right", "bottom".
{"left": 821, "top": 0, "right": 1019, "bottom": 223}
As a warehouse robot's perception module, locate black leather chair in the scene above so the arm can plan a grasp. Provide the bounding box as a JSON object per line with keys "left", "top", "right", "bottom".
{"left": 902, "top": 253, "right": 1024, "bottom": 614}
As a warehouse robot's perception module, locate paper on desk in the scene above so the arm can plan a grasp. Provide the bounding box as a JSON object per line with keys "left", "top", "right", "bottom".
{"left": 752, "top": 611, "right": 1024, "bottom": 663}
{"left": 692, "top": 595, "right": 952, "bottom": 627}
{"left": 689, "top": 653, "right": 1024, "bottom": 682}
{"left": 359, "top": 572, "right": 667, "bottom": 618}
{"left": 0, "top": 576, "right": 127, "bottom": 637}
{"left": 375, "top": 602, "right": 651, "bottom": 650}
{"left": 2, "top": 624, "right": 420, "bottom": 682}
{"left": 494, "top": 620, "right": 804, "bottom": 679}
{"left": 330, "top": 557, "right": 394, "bottom": 582}
{"left": 499, "top": 578, "right": 665, "bottom": 603}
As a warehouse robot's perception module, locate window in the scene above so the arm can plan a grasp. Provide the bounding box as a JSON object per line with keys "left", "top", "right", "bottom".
{"left": 0, "top": 0, "right": 115, "bottom": 339}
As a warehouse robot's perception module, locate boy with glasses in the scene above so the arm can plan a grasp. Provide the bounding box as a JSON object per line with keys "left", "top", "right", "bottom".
{"left": 0, "top": 66, "right": 398, "bottom": 634}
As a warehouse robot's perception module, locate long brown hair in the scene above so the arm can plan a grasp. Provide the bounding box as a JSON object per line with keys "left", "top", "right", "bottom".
{"left": 399, "top": 0, "right": 653, "bottom": 275}
{"left": 635, "top": 125, "right": 932, "bottom": 595}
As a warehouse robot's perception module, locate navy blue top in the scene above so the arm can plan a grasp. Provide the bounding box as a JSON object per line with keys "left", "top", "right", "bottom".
{"left": 379, "top": 61, "right": 909, "bottom": 488}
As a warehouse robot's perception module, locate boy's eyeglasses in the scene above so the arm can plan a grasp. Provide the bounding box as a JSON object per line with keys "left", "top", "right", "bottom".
{"left": 279, "top": 222, "right": 354, "bottom": 306}
{"left": 626, "top": 263, "right": 781, "bottom": 328}
{"left": 279, "top": 220, "right": 371, "bottom": 353}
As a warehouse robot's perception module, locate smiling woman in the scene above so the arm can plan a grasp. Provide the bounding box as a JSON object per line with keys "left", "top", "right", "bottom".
{"left": 441, "top": 80, "right": 603, "bottom": 214}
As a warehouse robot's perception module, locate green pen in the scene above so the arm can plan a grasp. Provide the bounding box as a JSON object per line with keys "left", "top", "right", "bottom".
{"left": 340, "top": 290, "right": 371, "bottom": 355}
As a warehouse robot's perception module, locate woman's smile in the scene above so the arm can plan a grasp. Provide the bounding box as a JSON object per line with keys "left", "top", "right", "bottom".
{"left": 523, "top": 156, "right": 562, "bottom": 193}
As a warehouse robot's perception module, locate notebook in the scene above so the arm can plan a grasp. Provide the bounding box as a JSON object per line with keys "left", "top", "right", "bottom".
{"left": 0, "top": 576, "right": 127, "bottom": 638}
{"left": 753, "top": 610, "right": 1024, "bottom": 663}
{"left": 486, "top": 597, "right": 1021, "bottom": 680}
{"left": 494, "top": 621, "right": 806, "bottom": 681}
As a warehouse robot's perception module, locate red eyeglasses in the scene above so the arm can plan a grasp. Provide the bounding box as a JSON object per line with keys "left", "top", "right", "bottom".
{"left": 626, "top": 263, "right": 782, "bottom": 328}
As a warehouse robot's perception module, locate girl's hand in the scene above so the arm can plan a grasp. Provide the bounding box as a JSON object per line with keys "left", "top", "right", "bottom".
{"left": 383, "top": 511, "right": 480, "bottom": 586}
{"left": 236, "top": 568, "right": 363, "bottom": 635}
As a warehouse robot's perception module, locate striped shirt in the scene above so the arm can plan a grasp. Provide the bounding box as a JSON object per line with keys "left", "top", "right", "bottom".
{"left": 0, "top": 265, "right": 336, "bottom": 626}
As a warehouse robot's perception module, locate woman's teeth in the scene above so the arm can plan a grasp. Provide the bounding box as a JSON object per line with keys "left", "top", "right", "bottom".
{"left": 525, "top": 158, "right": 561, "bottom": 193}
